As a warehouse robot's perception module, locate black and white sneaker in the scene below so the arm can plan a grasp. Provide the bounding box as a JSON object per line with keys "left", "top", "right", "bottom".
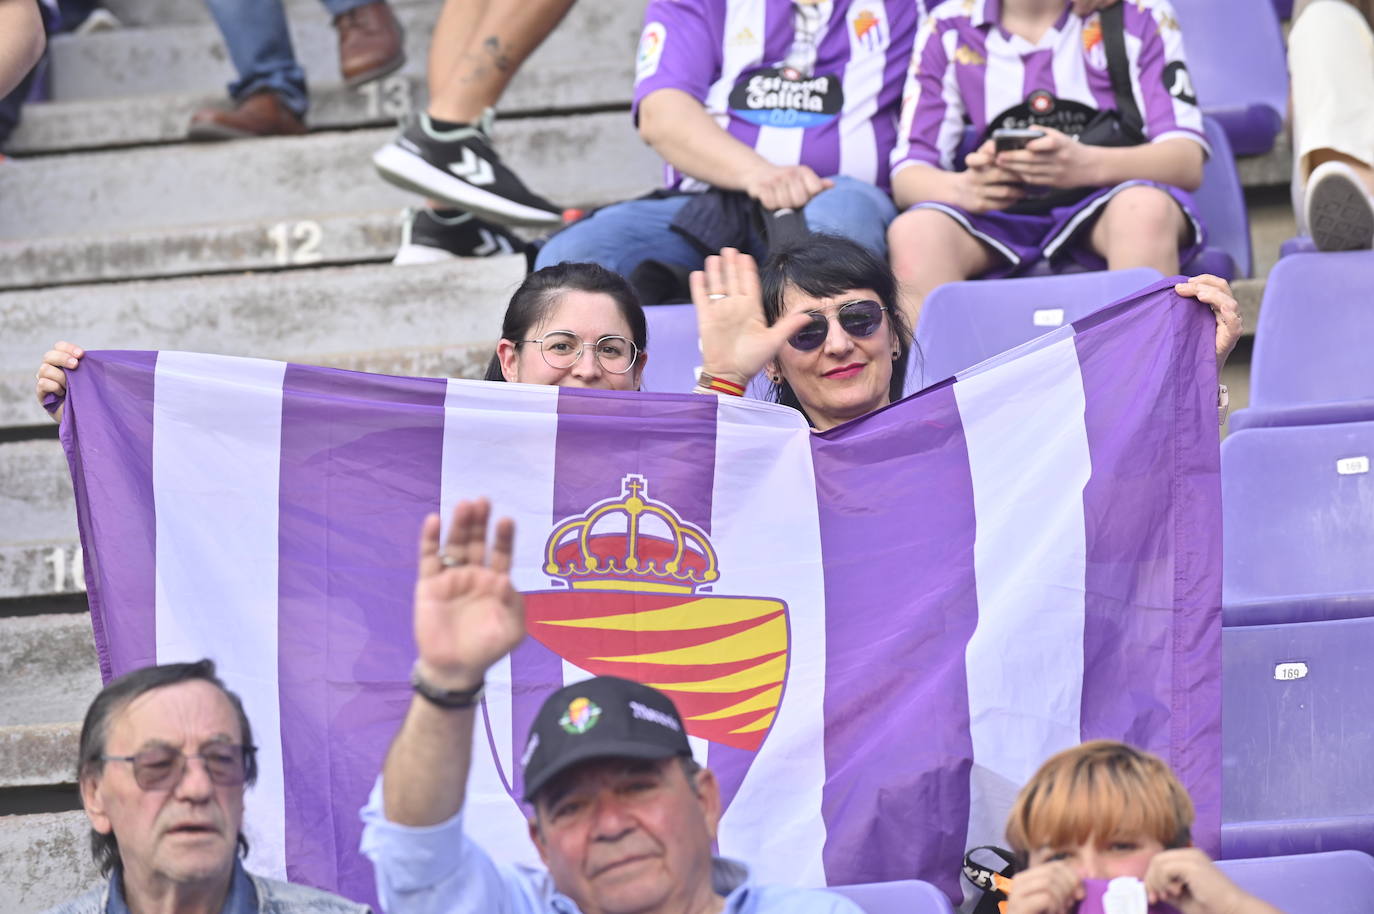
{"left": 392, "top": 207, "right": 526, "bottom": 265}
{"left": 373, "top": 109, "right": 564, "bottom": 228}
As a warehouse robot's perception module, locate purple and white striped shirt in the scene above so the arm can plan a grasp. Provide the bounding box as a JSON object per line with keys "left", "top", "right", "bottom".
{"left": 891, "top": 0, "right": 1209, "bottom": 177}
{"left": 633, "top": 0, "right": 927, "bottom": 192}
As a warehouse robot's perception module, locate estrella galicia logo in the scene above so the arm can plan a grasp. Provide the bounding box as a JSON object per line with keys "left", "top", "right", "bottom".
{"left": 1163, "top": 61, "right": 1197, "bottom": 105}
{"left": 728, "top": 66, "right": 844, "bottom": 128}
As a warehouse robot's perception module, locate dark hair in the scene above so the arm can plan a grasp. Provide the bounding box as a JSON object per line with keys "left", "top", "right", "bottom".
{"left": 759, "top": 234, "right": 917, "bottom": 421}
{"left": 484, "top": 261, "right": 649, "bottom": 381}
{"left": 78, "top": 659, "right": 257, "bottom": 876}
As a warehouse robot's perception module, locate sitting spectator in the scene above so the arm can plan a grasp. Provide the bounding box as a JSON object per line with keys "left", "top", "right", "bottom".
{"left": 359, "top": 498, "right": 862, "bottom": 913}
{"left": 188, "top": 0, "right": 403, "bottom": 140}
{"left": 531, "top": 0, "right": 927, "bottom": 298}
{"left": 42, "top": 659, "right": 368, "bottom": 914}
{"left": 1291, "top": 0, "right": 1374, "bottom": 251}
{"left": 887, "top": 0, "right": 1208, "bottom": 321}
{"left": 374, "top": 0, "right": 574, "bottom": 261}
{"left": 1001, "top": 740, "right": 1280, "bottom": 914}
{"left": 0, "top": 0, "right": 45, "bottom": 102}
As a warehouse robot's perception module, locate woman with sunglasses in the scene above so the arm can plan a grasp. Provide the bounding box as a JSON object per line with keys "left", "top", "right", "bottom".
{"left": 691, "top": 234, "right": 914, "bottom": 430}
{"left": 690, "top": 233, "right": 1245, "bottom": 431}
{"left": 36, "top": 262, "right": 651, "bottom": 422}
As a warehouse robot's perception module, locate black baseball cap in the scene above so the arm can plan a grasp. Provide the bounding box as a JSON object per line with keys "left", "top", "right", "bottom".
{"left": 521, "top": 676, "right": 693, "bottom": 803}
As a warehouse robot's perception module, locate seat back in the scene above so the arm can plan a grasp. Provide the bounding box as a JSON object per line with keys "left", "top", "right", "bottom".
{"left": 1222, "top": 620, "right": 1374, "bottom": 858}
{"left": 1170, "top": 0, "right": 1288, "bottom": 155}
{"left": 1222, "top": 423, "right": 1374, "bottom": 624}
{"left": 1218, "top": 852, "right": 1374, "bottom": 913}
{"left": 910, "top": 268, "right": 1161, "bottom": 389}
{"left": 1191, "top": 115, "right": 1251, "bottom": 278}
{"left": 1247, "top": 252, "right": 1374, "bottom": 412}
{"left": 639, "top": 303, "right": 700, "bottom": 394}
{"left": 829, "top": 880, "right": 956, "bottom": 914}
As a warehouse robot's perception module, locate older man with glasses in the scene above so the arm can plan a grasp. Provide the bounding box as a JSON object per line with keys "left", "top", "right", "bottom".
{"left": 43, "top": 659, "right": 368, "bottom": 914}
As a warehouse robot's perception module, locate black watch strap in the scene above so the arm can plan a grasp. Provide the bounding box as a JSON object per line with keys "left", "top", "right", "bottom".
{"left": 410, "top": 663, "right": 485, "bottom": 709}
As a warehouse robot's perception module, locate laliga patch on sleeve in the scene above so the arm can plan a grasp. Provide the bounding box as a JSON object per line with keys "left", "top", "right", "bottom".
{"left": 637, "top": 21, "right": 668, "bottom": 82}
{"left": 1163, "top": 61, "right": 1197, "bottom": 105}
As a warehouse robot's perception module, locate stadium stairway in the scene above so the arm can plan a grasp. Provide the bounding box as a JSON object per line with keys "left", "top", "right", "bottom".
{"left": 0, "top": 1, "right": 1297, "bottom": 909}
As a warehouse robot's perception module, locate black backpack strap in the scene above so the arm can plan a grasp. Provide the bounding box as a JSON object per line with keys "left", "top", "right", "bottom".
{"left": 1099, "top": 3, "right": 1144, "bottom": 137}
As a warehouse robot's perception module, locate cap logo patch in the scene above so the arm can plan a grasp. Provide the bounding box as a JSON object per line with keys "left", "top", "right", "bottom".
{"left": 560, "top": 697, "right": 602, "bottom": 734}
{"left": 630, "top": 700, "right": 682, "bottom": 732}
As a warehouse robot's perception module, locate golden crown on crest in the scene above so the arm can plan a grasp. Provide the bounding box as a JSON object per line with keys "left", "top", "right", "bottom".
{"left": 543, "top": 474, "right": 720, "bottom": 594}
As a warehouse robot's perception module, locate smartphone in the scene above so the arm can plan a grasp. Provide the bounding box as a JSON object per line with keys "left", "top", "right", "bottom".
{"left": 992, "top": 127, "right": 1046, "bottom": 152}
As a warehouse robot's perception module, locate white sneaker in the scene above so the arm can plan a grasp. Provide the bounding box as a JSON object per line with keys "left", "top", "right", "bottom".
{"left": 1305, "top": 160, "right": 1374, "bottom": 251}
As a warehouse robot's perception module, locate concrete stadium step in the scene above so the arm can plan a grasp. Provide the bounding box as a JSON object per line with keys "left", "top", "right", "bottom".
{"left": 0, "top": 209, "right": 402, "bottom": 291}
{"left": 0, "top": 256, "right": 526, "bottom": 430}
{"left": 0, "top": 112, "right": 658, "bottom": 243}
{"left": 1247, "top": 189, "right": 1298, "bottom": 280}
{"left": 0, "top": 811, "right": 101, "bottom": 914}
{"left": 0, "top": 440, "right": 77, "bottom": 545}
{"left": 0, "top": 722, "right": 80, "bottom": 789}
{"left": 34, "top": 0, "right": 634, "bottom": 107}
{"left": 0, "top": 541, "right": 87, "bottom": 602}
{"left": 0, "top": 614, "right": 99, "bottom": 727}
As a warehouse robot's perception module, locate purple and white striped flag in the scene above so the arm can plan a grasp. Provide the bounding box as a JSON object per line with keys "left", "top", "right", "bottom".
{"left": 60, "top": 279, "right": 1221, "bottom": 908}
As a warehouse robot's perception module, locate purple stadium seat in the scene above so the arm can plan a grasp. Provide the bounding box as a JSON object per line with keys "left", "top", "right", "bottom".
{"left": 1222, "top": 422, "right": 1374, "bottom": 626}
{"left": 911, "top": 268, "right": 1162, "bottom": 389}
{"left": 1279, "top": 236, "right": 1318, "bottom": 259}
{"left": 1271, "top": 0, "right": 1294, "bottom": 20}
{"left": 1228, "top": 252, "right": 1374, "bottom": 432}
{"left": 1171, "top": 0, "right": 1288, "bottom": 155}
{"left": 638, "top": 304, "right": 700, "bottom": 394}
{"left": 1222, "top": 620, "right": 1374, "bottom": 859}
{"left": 1023, "top": 117, "right": 1250, "bottom": 280}
{"left": 830, "top": 880, "right": 956, "bottom": 914}
{"left": 1217, "top": 851, "right": 1374, "bottom": 912}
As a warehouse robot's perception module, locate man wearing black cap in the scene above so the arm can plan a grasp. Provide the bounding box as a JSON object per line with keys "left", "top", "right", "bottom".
{"left": 359, "top": 498, "right": 861, "bottom": 914}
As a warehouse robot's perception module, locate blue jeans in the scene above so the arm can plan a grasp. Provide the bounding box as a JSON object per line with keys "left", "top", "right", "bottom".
{"left": 534, "top": 176, "right": 899, "bottom": 275}
{"left": 202, "top": 0, "right": 373, "bottom": 115}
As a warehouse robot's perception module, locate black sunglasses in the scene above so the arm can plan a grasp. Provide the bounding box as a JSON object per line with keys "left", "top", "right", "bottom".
{"left": 788, "top": 299, "right": 888, "bottom": 352}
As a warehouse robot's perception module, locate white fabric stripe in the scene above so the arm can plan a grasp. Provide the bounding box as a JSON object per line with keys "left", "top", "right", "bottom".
{"left": 983, "top": 31, "right": 1026, "bottom": 128}
{"left": 756, "top": 122, "right": 806, "bottom": 168}
{"left": 916, "top": 202, "right": 1021, "bottom": 264}
{"left": 1051, "top": 24, "right": 1095, "bottom": 107}
{"left": 837, "top": 2, "right": 885, "bottom": 184}
{"left": 708, "top": 398, "right": 828, "bottom": 887}
{"left": 152, "top": 352, "right": 288, "bottom": 879}
{"left": 936, "top": 28, "right": 968, "bottom": 171}
{"left": 706, "top": 0, "right": 766, "bottom": 115}
{"left": 440, "top": 379, "right": 561, "bottom": 867}
{"left": 954, "top": 336, "right": 1091, "bottom": 903}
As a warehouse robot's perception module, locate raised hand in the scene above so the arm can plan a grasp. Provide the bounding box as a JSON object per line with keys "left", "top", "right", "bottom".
{"left": 34, "top": 341, "right": 85, "bottom": 423}
{"left": 1144, "top": 848, "right": 1279, "bottom": 914}
{"left": 412, "top": 499, "right": 525, "bottom": 692}
{"left": 690, "top": 247, "right": 813, "bottom": 389}
{"left": 1005, "top": 862, "right": 1083, "bottom": 914}
{"left": 1174, "top": 274, "right": 1244, "bottom": 371}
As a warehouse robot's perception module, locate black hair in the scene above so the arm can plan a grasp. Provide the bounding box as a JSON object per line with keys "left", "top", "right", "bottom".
{"left": 759, "top": 234, "right": 918, "bottom": 421}
{"left": 484, "top": 261, "right": 649, "bottom": 381}
{"left": 78, "top": 659, "right": 257, "bottom": 876}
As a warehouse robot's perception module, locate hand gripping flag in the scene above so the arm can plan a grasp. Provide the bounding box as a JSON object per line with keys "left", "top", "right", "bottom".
{"left": 59, "top": 279, "right": 1221, "bottom": 908}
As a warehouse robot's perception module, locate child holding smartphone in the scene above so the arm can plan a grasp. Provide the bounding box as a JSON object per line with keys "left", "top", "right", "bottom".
{"left": 1003, "top": 741, "right": 1281, "bottom": 914}
{"left": 886, "top": 0, "right": 1210, "bottom": 320}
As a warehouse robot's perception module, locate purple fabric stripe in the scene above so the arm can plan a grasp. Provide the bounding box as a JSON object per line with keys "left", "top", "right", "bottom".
{"left": 813, "top": 385, "right": 978, "bottom": 901}
{"left": 60, "top": 351, "right": 159, "bottom": 682}
{"left": 275, "top": 364, "right": 447, "bottom": 907}
{"left": 1022, "top": 48, "right": 1055, "bottom": 98}
{"left": 1074, "top": 281, "right": 1223, "bottom": 855}
{"left": 904, "top": 21, "right": 956, "bottom": 168}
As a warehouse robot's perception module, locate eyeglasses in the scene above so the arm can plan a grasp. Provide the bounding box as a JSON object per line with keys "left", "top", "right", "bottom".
{"left": 787, "top": 299, "right": 888, "bottom": 352}
{"left": 101, "top": 743, "right": 255, "bottom": 791}
{"left": 518, "top": 331, "right": 639, "bottom": 374}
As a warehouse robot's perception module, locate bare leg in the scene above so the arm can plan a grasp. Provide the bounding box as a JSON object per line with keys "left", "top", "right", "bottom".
{"left": 888, "top": 208, "right": 999, "bottom": 328}
{"left": 1087, "top": 186, "right": 1186, "bottom": 275}
{"left": 427, "top": 0, "right": 577, "bottom": 123}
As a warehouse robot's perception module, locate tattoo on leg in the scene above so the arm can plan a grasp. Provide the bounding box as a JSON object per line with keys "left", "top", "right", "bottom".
{"left": 482, "top": 36, "right": 514, "bottom": 73}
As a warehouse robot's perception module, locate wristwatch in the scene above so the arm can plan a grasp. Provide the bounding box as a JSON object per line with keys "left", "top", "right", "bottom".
{"left": 1218, "top": 383, "right": 1230, "bottom": 428}
{"left": 410, "top": 663, "right": 485, "bottom": 709}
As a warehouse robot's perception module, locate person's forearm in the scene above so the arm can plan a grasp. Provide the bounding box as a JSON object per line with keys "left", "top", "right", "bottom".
{"left": 0, "top": 0, "right": 45, "bottom": 98}
{"left": 638, "top": 88, "right": 776, "bottom": 191}
{"left": 381, "top": 694, "right": 477, "bottom": 826}
{"left": 891, "top": 162, "right": 966, "bottom": 210}
{"left": 1083, "top": 138, "right": 1205, "bottom": 191}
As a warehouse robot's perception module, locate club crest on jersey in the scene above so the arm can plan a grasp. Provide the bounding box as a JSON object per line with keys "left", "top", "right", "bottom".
{"left": 852, "top": 8, "right": 886, "bottom": 51}
{"left": 1028, "top": 90, "right": 1056, "bottom": 115}
{"left": 559, "top": 697, "right": 602, "bottom": 735}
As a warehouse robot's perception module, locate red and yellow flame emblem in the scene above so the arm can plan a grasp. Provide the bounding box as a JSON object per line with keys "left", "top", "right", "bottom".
{"left": 525, "top": 475, "right": 788, "bottom": 751}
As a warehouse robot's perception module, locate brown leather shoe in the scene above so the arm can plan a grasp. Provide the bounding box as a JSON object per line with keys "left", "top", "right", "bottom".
{"left": 187, "top": 91, "right": 307, "bottom": 142}
{"left": 335, "top": 1, "right": 405, "bottom": 88}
